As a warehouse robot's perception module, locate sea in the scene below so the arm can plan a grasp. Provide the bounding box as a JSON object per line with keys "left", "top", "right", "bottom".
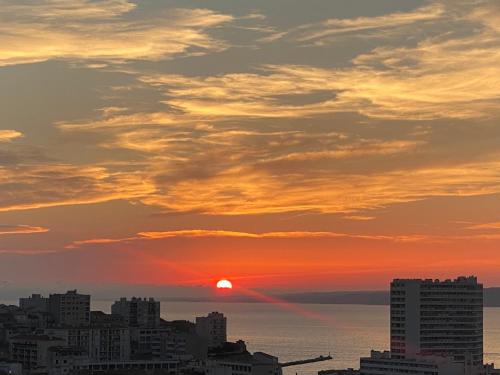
{"left": 2, "top": 300, "right": 500, "bottom": 375}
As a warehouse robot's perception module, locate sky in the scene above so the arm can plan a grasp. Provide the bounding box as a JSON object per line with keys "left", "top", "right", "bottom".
{"left": 1, "top": 0, "right": 500, "bottom": 295}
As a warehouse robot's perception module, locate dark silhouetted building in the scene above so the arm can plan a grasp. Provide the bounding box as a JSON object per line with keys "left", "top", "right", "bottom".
{"left": 196, "top": 312, "right": 226, "bottom": 349}
{"left": 48, "top": 290, "right": 90, "bottom": 327}
{"left": 19, "top": 294, "right": 49, "bottom": 313}
{"left": 111, "top": 297, "right": 161, "bottom": 328}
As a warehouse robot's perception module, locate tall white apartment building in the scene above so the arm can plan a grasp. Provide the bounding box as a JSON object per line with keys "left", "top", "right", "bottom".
{"left": 196, "top": 312, "right": 227, "bottom": 349}
{"left": 391, "top": 276, "right": 483, "bottom": 368}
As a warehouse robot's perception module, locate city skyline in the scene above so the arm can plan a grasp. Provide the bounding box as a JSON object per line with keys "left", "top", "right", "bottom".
{"left": 2, "top": 0, "right": 500, "bottom": 291}
{"left": 1, "top": 275, "right": 497, "bottom": 375}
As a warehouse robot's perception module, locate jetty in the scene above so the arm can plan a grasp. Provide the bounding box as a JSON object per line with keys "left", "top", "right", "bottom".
{"left": 280, "top": 354, "right": 333, "bottom": 367}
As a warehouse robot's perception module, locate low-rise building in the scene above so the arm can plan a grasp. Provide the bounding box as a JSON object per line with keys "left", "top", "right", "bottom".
{"left": 483, "top": 363, "right": 500, "bottom": 375}
{"left": 20, "top": 295, "right": 49, "bottom": 313}
{"left": 76, "top": 359, "right": 179, "bottom": 374}
{"left": 47, "top": 346, "right": 88, "bottom": 375}
{"left": 44, "top": 327, "right": 91, "bottom": 351}
{"left": 208, "top": 341, "right": 281, "bottom": 375}
{"left": 360, "top": 350, "right": 465, "bottom": 375}
{"left": 0, "top": 361, "right": 23, "bottom": 375}
{"left": 9, "top": 334, "right": 66, "bottom": 373}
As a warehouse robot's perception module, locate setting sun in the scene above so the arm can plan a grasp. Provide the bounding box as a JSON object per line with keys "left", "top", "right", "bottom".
{"left": 216, "top": 279, "right": 233, "bottom": 289}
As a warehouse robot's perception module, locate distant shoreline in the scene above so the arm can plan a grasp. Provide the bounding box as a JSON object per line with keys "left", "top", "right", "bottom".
{"left": 159, "top": 287, "right": 500, "bottom": 307}
{"left": 4, "top": 287, "right": 500, "bottom": 307}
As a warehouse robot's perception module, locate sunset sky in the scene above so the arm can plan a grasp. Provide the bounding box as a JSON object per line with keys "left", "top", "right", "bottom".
{"left": 1, "top": 0, "right": 500, "bottom": 294}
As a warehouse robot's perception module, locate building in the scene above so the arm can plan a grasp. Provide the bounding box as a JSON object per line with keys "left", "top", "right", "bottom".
{"left": 130, "top": 327, "right": 171, "bottom": 359}
{"left": 360, "top": 350, "right": 464, "bottom": 375}
{"left": 111, "top": 297, "right": 160, "bottom": 328}
{"left": 483, "top": 363, "right": 500, "bottom": 375}
{"left": 44, "top": 327, "right": 91, "bottom": 351}
{"left": 48, "top": 290, "right": 90, "bottom": 327}
{"left": 208, "top": 341, "right": 282, "bottom": 375}
{"left": 208, "top": 350, "right": 282, "bottom": 375}
{"left": 45, "top": 324, "right": 131, "bottom": 363}
{"left": 391, "top": 276, "right": 483, "bottom": 368}
{"left": 130, "top": 322, "right": 207, "bottom": 361}
{"left": 196, "top": 312, "right": 227, "bottom": 349}
{"left": 9, "top": 334, "right": 66, "bottom": 373}
{"left": 19, "top": 294, "right": 49, "bottom": 313}
{"left": 75, "top": 358, "right": 179, "bottom": 374}
{"left": 89, "top": 327, "right": 131, "bottom": 362}
{"left": 0, "top": 361, "right": 22, "bottom": 375}
{"left": 47, "top": 346, "right": 88, "bottom": 375}
{"left": 165, "top": 320, "right": 208, "bottom": 360}
{"left": 90, "top": 311, "right": 125, "bottom": 326}
{"left": 318, "top": 370, "right": 359, "bottom": 375}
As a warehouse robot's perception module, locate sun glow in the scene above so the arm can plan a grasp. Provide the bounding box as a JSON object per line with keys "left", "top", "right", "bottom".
{"left": 216, "top": 279, "right": 233, "bottom": 289}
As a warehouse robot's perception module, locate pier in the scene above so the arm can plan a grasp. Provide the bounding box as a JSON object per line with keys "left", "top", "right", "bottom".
{"left": 280, "top": 355, "right": 333, "bottom": 367}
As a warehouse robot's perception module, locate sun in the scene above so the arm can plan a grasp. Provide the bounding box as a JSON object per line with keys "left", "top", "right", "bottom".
{"left": 216, "top": 279, "right": 233, "bottom": 289}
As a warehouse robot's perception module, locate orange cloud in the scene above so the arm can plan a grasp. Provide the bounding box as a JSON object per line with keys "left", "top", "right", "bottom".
{"left": 0, "top": 225, "right": 49, "bottom": 235}
{"left": 4, "top": 0, "right": 500, "bottom": 222}
{"left": 273, "top": 3, "right": 444, "bottom": 43}
{"left": 468, "top": 222, "right": 500, "bottom": 230}
{"left": 0, "top": 130, "right": 23, "bottom": 142}
{"left": 138, "top": 161, "right": 500, "bottom": 215}
{"left": 0, "top": 1, "right": 233, "bottom": 66}
{"left": 66, "top": 229, "right": 434, "bottom": 249}
{"left": 67, "top": 226, "right": 500, "bottom": 251}
{"left": 0, "top": 164, "right": 154, "bottom": 212}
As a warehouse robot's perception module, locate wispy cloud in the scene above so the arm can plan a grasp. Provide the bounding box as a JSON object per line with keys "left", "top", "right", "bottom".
{"left": 139, "top": 161, "right": 500, "bottom": 215}
{"left": 268, "top": 3, "right": 444, "bottom": 44}
{"left": 0, "top": 224, "right": 49, "bottom": 235}
{"left": 3, "top": 0, "right": 136, "bottom": 19}
{"left": 66, "top": 229, "right": 431, "bottom": 249}
{"left": 0, "top": 0, "right": 233, "bottom": 66}
{"left": 343, "top": 215, "right": 376, "bottom": 221}
{"left": 4, "top": 0, "right": 500, "bottom": 220}
{"left": 0, "top": 164, "right": 154, "bottom": 212}
{"left": 261, "top": 140, "right": 423, "bottom": 162}
{"left": 467, "top": 222, "right": 500, "bottom": 230}
{"left": 67, "top": 227, "right": 500, "bottom": 250}
{"left": 131, "top": 52, "right": 500, "bottom": 121}
{"left": 0, "top": 130, "right": 23, "bottom": 142}
{"left": 86, "top": 0, "right": 500, "bottom": 122}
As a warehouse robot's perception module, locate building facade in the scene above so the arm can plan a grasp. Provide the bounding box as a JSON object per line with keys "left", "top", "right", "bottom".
{"left": 0, "top": 361, "right": 22, "bottom": 375}
{"left": 44, "top": 327, "right": 90, "bottom": 351}
{"left": 196, "top": 312, "right": 227, "bottom": 349}
{"left": 360, "top": 350, "right": 464, "bottom": 375}
{"left": 19, "top": 294, "right": 49, "bottom": 313}
{"left": 9, "top": 335, "right": 66, "bottom": 372}
{"left": 48, "top": 290, "right": 90, "bottom": 327}
{"left": 111, "top": 297, "right": 161, "bottom": 328}
{"left": 89, "top": 327, "right": 131, "bottom": 362}
{"left": 391, "top": 276, "right": 483, "bottom": 368}
{"left": 208, "top": 351, "right": 282, "bottom": 375}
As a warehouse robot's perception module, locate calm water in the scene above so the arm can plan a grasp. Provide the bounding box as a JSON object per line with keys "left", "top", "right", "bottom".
{"left": 2, "top": 300, "right": 500, "bottom": 374}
